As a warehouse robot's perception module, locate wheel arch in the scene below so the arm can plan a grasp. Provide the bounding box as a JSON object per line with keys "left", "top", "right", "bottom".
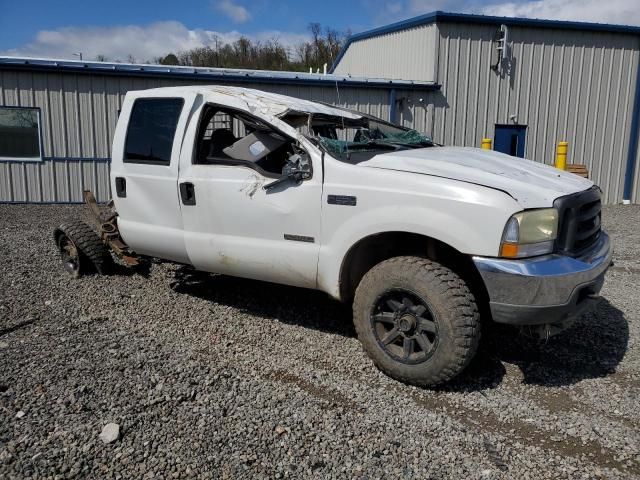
{"left": 337, "top": 231, "right": 489, "bottom": 316}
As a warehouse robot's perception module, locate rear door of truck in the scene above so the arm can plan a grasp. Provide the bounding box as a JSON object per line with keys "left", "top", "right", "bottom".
{"left": 110, "top": 90, "right": 197, "bottom": 263}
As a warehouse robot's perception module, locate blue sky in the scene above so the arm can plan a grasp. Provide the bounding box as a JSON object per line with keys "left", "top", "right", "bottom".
{"left": 0, "top": 0, "right": 369, "bottom": 49}
{"left": 1, "top": 0, "right": 638, "bottom": 62}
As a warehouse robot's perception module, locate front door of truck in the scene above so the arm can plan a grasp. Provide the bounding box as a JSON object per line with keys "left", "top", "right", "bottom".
{"left": 177, "top": 103, "right": 322, "bottom": 288}
{"left": 111, "top": 92, "right": 197, "bottom": 264}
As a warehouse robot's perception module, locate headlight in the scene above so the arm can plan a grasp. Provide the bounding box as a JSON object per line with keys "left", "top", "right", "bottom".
{"left": 500, "top": 208, "right": 558, "bottom": 258}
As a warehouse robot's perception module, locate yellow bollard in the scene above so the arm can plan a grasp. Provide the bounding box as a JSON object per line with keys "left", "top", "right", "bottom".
{"left": 481, "top": 138, "right": 492, "bottom": 150}
{"left": 555, "top": 141, "right": 568, "bottom": 170}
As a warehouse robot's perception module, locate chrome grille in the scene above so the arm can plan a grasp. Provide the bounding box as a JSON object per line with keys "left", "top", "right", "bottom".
{"left": 553, "top": 187, "right": 602, "bottom": 256}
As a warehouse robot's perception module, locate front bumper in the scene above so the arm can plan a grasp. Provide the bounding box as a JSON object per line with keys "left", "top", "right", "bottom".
{"left": 473, "top": 231, "right": 612, "bottom": 326}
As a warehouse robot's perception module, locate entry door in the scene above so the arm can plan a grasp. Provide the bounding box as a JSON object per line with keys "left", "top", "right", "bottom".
{"left": 494, "top": 125, "right": 527, "bottom": 158}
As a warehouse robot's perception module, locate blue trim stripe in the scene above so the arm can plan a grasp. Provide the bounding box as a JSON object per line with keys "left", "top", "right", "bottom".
{"left": 0, "top": 200, "right": 87, "bottom": 205}
{"left": 0, "top": 57, "right": 439, "bottom": 91}
{"left": 623, "top": 64, "right": 640, "bottom": 201}
{"left": 0, "top": 156, "right": 111, "bottom": 164}
{"left": 46, "top": 156, "right": 111, "bottom": 162}
{"left": 330, "top": 11, "right": 640, "bottom": 73}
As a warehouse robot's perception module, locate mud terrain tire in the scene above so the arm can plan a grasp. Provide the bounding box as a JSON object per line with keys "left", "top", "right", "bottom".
{"left": 54, "top": 221, "right": 113, "bottom": 277}
{"left": 353, "top": 256, "right": 480, "bottom": 387}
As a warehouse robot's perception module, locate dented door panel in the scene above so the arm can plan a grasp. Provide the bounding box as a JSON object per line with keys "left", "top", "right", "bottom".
{"left": 179, "top": 163, "right": 322, "bottom": 288}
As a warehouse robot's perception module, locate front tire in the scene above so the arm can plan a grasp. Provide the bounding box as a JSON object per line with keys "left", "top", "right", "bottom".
{"left": 353, "top": 256, "right": 480, "bottom": 387}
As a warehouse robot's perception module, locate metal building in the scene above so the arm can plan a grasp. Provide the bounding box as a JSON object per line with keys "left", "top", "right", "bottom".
{"left": 0, "top": 57, "right": 437, "bottom": 203}
{"left": 332, "top": 12, "right": 640, "bottom": 204}
{"left": 2, "top": 12, "right": 640, "bottom": 205}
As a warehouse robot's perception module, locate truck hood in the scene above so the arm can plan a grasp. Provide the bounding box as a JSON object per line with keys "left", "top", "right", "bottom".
{"left": 360, "top": 146, "right": 593, "bottom": 208}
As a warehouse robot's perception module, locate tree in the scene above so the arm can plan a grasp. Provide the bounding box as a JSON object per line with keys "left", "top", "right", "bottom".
{"left": 160, "top": 53, "right": 179, "bottom": 65}
{"left": 301, "top": 23, "right": 344, "bottom": 71}
{"left": 157, "top": 23, "right": 347, "bottom": 73}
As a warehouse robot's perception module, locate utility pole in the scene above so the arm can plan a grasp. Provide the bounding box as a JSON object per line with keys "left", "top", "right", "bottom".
{"left": 73, "top": 52, "right": 83, "bottom": 61}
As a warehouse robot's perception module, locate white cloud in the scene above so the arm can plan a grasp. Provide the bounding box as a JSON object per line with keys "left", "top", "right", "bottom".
{"left": 4, "top": 0, "right": 638, "bottom": 64}
{"left": 214, "top": 0, "right": 251, "bottom": 24}
{"left": 364, "top": 0, "right": 428, "bottom": 25}
{"left": 479, "top": 0, "right": 640, "bottom": 25}
{"left": 365, "top": 0, "right": 640, "bottom": 26}
{"left": 408, "top": 0, "right": 454, "bottom": 14}
{"left": 0, "top": 22, "right": 309, "bottom": 62}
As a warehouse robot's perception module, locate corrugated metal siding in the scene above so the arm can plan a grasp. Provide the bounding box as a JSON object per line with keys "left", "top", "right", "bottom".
{"left": 433, "top": 23, "right": 640, "bottom": 204}
{"left": 0, "top": 70, "right": 405, "bottom": 203}
{"left": 393, "top": 90, "right": 438, "bottom": 138}
{"left": 5, "top": 45, "right": 636, "bottom": 204}
{"left": 333, "top": 24, "right": 437, "bottom": 82}
{"left": 0, "top": 70, "right": 394, "bottom": 159}
{"left": 0, "top": 159, "right": 111, "bottom": 203}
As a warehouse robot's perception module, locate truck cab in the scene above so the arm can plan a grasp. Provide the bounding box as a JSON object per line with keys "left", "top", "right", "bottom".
{"left": 57, "top": 85, "right": 611, "bottom": 387}
{"left": 111, "top": 87, "right": 325, "bottom": 289}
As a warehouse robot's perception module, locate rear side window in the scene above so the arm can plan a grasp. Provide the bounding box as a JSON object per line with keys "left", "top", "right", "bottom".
{"left": 124, "top": 98, "right": 184, "bottom": 165}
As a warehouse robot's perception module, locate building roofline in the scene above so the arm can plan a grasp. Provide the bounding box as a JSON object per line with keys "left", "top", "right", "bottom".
{"left": 330, "top": 11, "right": 640, "bottom": 73}
{"left": 0, "top": 56, "right": 440, "bottom": 91}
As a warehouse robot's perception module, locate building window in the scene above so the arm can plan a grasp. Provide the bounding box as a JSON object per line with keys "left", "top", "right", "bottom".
{"left": 0, "top": 107, "right": 42, "bottom": 160}
{"left": 124, "top": 98, "right": 184, "bottom": 165}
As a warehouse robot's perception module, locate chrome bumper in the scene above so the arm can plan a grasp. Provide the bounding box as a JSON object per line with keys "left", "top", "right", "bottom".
{"left": 473, "top": 232, "right": 612, "bottom": 326}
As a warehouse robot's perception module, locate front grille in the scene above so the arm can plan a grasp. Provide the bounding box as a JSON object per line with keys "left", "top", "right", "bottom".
{"left": 553, "top": 187, "right": 602, "bottom": 256}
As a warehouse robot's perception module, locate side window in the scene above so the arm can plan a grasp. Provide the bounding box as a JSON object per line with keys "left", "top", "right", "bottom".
{"left": 124, "top": 98, "right": 184, "bottom": 165}
{"left": 0, "top": 107, "right": 41, "bottom": 161}
{"left": 194, "top": 105, "right": 295, "bottom": 177}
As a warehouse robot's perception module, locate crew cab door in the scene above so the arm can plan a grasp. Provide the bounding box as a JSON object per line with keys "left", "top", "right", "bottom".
{"left": 111, "top": 92, "right": 197, "bottom": 264}
{"left": 177, "top": 102, "right": 322, "bottom": 288}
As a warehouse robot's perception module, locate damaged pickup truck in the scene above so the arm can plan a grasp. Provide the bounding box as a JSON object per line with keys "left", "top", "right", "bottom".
{"left": 54, "top": 86, "right": 612, "bottom": 386}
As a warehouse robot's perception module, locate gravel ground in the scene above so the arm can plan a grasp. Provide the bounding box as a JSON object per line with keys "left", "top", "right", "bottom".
{"left": 0, "top": 204, "right": 638, "bottom": 479}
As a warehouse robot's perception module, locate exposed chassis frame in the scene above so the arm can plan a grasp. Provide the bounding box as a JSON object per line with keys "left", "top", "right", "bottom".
{"left": 82, "top": 190, "right": 139, "bottom": 266}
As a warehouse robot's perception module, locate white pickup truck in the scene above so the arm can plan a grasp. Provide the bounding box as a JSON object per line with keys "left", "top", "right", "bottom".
{"left": 54, "top": 86, "right": 612, "bottom": 386}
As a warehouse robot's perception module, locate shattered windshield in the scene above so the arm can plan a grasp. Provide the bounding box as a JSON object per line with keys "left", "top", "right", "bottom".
{"left": 281, "top": 108, "right": 434, "bottom": 163}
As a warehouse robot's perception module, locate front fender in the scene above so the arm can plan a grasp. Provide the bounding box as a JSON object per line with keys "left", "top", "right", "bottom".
{"left": 316, "top": 165, "right": 522, "bottom": 299}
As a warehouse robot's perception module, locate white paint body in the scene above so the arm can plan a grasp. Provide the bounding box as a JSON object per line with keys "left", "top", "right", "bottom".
{"left": 110, "top": 86, "right": 594, "bottom": 300}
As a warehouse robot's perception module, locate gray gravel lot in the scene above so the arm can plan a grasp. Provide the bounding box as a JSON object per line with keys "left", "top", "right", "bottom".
{"left": 0, "top": 204, "right": 638, "bottom": 479}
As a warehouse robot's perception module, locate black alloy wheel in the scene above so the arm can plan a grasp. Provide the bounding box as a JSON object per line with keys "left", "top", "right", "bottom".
{"left": 371, "top": 289, "right": 439, "bottom": 365}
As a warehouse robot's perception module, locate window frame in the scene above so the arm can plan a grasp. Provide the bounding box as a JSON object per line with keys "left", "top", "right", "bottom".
{"left": 123, "top": 97, "right": 185, "bottom": 167}
{"left": 193, "top": 103, "right": 308, "bottom": 180}
{"left": 0, "top": 105, "right": 43, "bottom": 162}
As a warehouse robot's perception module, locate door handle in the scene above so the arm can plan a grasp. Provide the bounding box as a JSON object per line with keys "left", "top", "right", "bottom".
{"left": 179, "top": 182, "right": 196, "bottom": 205}
{"left": 115, "top": 177, "right": 126, "bottom": 198}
